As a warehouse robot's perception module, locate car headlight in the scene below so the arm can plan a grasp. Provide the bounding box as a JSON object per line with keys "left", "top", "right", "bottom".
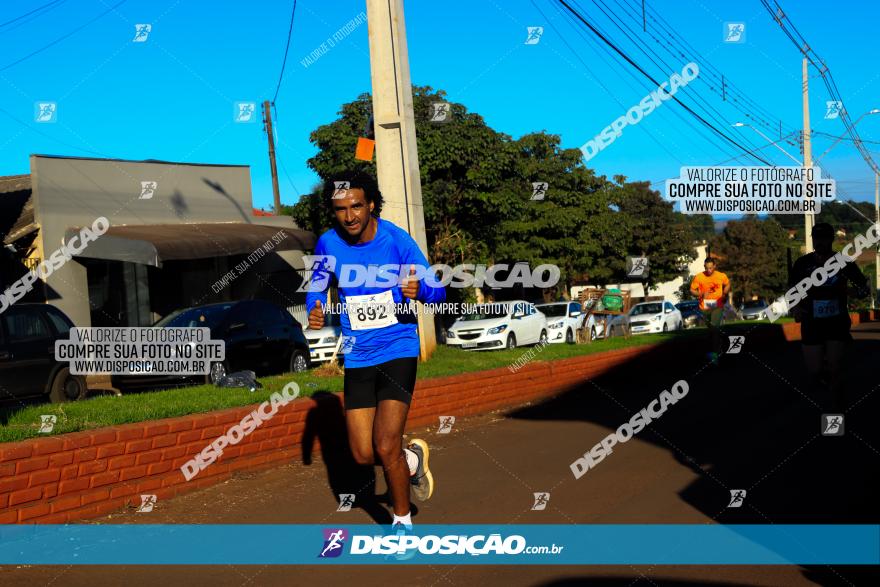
{"left": 651, "top": 315, "right": 662, "bottom": 322}
{"left": 487, "top": 324, "right": 508, "bottom": 335}
{"left": 446, "top": 330, "right": 456, "bottom": 338}
{"left": 321, "top": 336, "right": 338, "bottom": 344}
{"left": 548, "top": 321, "right": 564, "bottom": 329}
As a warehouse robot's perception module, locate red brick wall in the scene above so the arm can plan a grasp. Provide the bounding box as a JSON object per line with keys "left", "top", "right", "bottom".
{"left": 0, "top": 345, "right": 656, "bottom": 524}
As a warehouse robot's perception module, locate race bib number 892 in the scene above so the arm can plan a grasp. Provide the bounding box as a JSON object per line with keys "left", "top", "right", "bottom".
{"left": 346, "top": 290, "right": 399, "bottom": 331}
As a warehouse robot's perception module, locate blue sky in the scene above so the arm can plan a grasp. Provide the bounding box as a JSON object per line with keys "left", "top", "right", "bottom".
{"left": 2, "top": 0, "right": 879, "bottom": 212}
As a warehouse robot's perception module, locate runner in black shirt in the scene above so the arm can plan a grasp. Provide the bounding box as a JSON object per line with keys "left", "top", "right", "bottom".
{"left": 789, "top": 223, "right": 870, "bottom": 411}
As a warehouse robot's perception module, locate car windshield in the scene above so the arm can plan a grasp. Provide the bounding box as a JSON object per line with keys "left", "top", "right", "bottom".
{"left": 154, "top": 304, "right": 234, "bottom": 329}
{"left": 536, "top": 304, "right": 567, "bottom": 317}
{"left": 676, "top": 301, "right": 698, "bottom": 309}
{"left": 742, "top": 301, "right": 766, "bottom": 309}
{"left": 630, "top": 303, "right": 662, "bottom": 316}
{"left": 460, "top": 305, "right": 509, "bottom": 321}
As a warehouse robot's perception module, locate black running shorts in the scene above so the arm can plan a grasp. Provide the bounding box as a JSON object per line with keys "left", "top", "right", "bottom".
{"left": 800, "top": 316, "right": 853, "bottom": 345}
{"left": 343, "top": 357, "right": 418, "bottom": 409}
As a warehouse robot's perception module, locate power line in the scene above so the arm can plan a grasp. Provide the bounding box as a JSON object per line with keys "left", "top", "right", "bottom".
{"left": 576, "top": 0, "right": 773, "bottom": 163}
{"left": 0, "top": 0, "right": 128, "bottom": 73}
{"left": 272, "top": 0, "right": 298, "bottom": 104}
{"left": 0, "top": 0, "right": 66, "bottom": 30}
{"left": 813, "top": 131, "right": 880, "bottom": 146}
{"left": 761, "top": 0, "right": 879, "bottom": 175}
{"left": 546, "top": 0, "right": 756, "bottom": 166}
{"left": 554, "top": 0, "right": 774, "bottom": 166}
{"left": 615, "top": 0, "right": 795, "bottom": 139}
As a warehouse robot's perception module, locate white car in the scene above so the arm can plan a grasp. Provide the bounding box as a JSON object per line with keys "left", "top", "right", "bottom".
{"left": 446, "top": 300, "right": 548, "bottom": 351}
{"left": 305, "top": 314, "right": 342, "bottom": 364}
{"left": 627, "top": 301, "right": 683, "bottom": 335}
{"left": 536, "top": 301, "right": 596, "bottom": 344}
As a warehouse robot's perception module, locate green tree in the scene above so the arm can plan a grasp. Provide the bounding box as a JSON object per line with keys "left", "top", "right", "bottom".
{"left": 711, "top": 217, "right": 790, "bottom": 304}
{"left": 492, "top": 132, "right": 622, "bottom": 298}
{"left": 613, "top": 181, "right": 698, "bottom": 288}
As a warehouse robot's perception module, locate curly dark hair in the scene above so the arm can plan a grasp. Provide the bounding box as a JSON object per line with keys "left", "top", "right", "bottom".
{"left": 322, "top": 171, "right": 383, "bottom": 217}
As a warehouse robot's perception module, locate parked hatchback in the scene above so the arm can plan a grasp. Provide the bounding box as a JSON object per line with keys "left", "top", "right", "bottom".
{"left": 446, "top": 301, "right": 547, "bottom": 350}
{"left": 535, "top": 301, "right": 593, "bottom": 344}
{"left": 738, "top": 299, "right": 770, "bottom": 320}
{"left": 112, "top": 300, "right": 310, "bottom": 393}
{"left": 0, "top": 303, "right": 87, "bottom": 402}
{"left": 628, "top": 301, "right": 683, "bottom": 335}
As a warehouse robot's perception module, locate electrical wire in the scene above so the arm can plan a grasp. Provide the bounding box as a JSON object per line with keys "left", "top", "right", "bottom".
{"left": 0, "top": 0, "right": 67, "bottom": 30}
{"left": 272, "top": 0, "right": 297, "bottom": 104}
{"left": 554, "top": 0, "right": 774, "bottom": 165}
{"left": 0, "top": 0, "right": 128, "bottom": 72}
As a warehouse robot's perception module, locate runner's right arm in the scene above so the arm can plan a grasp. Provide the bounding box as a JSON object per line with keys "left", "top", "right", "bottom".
{"left": 305, "top": 238, "right": 331, "bottom": 329}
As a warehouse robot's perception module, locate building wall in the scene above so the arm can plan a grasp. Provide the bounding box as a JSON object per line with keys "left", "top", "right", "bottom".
{"left": 29, "top": 155, "right": 298, "bottom": 326}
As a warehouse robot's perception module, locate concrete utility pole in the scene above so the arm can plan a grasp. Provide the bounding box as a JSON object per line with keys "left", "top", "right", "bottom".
{"left": 802, "top": 57, "right": 815, "bottom": 252}
{"left": 262, "top": 100, "right": 282, "bottom": 215}
{"left": 365, "top": 0, "right": 436, "bottom": 360}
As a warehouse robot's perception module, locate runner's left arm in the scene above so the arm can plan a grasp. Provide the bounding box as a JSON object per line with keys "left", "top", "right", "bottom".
{"left": 398, "top": 234, "right": 446, "bottom": 304}
{"left": 841, "top": 260, "right": 870, "bottom": 298}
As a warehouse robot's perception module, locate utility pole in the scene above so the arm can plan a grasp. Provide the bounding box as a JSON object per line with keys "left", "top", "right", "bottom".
{"left": 802, "top": 57, "right": 815, "bottom": 252}
{"left": 262, "top": 100, "right": 282, "bottom": 215}
{"left": 365, "top": 0, "right": 436, "bottom": 360}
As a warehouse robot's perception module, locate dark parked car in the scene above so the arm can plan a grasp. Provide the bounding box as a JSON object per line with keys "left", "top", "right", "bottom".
{"left": 112, "top": 300, "right": 310, "bottom": 393}
{"left": 675, "top": 300, "right": 705, "bottom": 329}
{"left": 0, "top": 303, "right": 87, "bottom": 402}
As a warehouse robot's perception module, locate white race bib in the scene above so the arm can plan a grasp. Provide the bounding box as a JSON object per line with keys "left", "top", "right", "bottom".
{"left": 346, "top": 290, "right": 399, "bottom": 331}
{"left": 703, "top": 298, "right": 718, "bottom": 309}
{"left": 813, "top": 299, "right": 840, "bottom": 319}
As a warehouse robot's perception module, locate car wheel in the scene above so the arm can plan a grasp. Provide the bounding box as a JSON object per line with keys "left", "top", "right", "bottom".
{"left": 565, "top": 328, "right": 574, "bottom": 344}
{"left": 539, "top": 330, "right": 548, "bottom": 345}
{"left": 506, "top": 333, "right": 517, "bottom": 349}
{"left": 590, "top": 326, "right": 598, "bottom": 341}
{"left": 662, "top": 323, "right": 668, "bottom": 332}
{"left": 48, "top": 367, "right": 87, "bottom": 403}
{"left": 290, "top": 349, "right": 310, "bottom": 373}
{"left": 677, "top": 321, "right": 683, "bottom": 330}
{"left": 205, "top": 361, "right": 229, "bottom": 385}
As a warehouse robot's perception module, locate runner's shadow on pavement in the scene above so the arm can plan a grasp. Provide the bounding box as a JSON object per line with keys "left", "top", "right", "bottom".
{"left": 507, "top": 327, "right": 880, "bottom": 586}
{"left": 301, "top": 391, "right": 411, "bottom": 526}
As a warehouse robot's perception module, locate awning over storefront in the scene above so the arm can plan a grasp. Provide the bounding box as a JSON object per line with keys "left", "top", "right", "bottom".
{"left": 63, "top": 223, "right": 316, "bottom": 267}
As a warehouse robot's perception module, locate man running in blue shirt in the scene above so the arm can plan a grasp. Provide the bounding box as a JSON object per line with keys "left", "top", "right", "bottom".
{"left": 306, "top": 173, "right": 445, "bottom": 533}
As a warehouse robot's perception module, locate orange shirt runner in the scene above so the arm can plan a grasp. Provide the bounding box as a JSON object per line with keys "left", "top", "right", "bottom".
{"left": 690, "top": 271, "right": 729, "bottom": 311}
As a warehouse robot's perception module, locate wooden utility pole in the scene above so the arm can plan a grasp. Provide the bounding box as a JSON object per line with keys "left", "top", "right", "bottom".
{"left": 262, "top": 100, "right": 282, "bottom": 215}
{"left": 365, "top": 0, "right": 437, "bottom": 360}
{"left": 802, "top": 57, "right": 814, "bottom": 252}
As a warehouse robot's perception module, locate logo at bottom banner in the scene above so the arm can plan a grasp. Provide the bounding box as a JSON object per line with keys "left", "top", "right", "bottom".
{"left": 320, "top": 528, "right": 529, "bottom": 557}
{"left": 319, "top": 528, "right": 348, "bottom": 558}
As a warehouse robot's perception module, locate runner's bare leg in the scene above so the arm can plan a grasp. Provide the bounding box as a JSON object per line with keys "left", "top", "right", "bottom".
{"left": 346, "top": 407, "right": 376, "bottom": 465}
{"left": 373, "top": 399, "right": 411, "bottom": 516}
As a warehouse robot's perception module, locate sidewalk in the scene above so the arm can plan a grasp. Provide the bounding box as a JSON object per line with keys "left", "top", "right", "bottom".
{"left": 2, "top": 323, "right": 879, "bottom": 586}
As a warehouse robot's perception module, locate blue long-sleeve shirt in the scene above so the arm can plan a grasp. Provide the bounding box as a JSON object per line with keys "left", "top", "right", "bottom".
{"left": 305, "top": 218, "right": 446, "bottom": 368}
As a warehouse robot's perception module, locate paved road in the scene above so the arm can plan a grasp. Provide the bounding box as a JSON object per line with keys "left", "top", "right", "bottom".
{"left": 3, "top": 322, "right": 880, "bottom": 586}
